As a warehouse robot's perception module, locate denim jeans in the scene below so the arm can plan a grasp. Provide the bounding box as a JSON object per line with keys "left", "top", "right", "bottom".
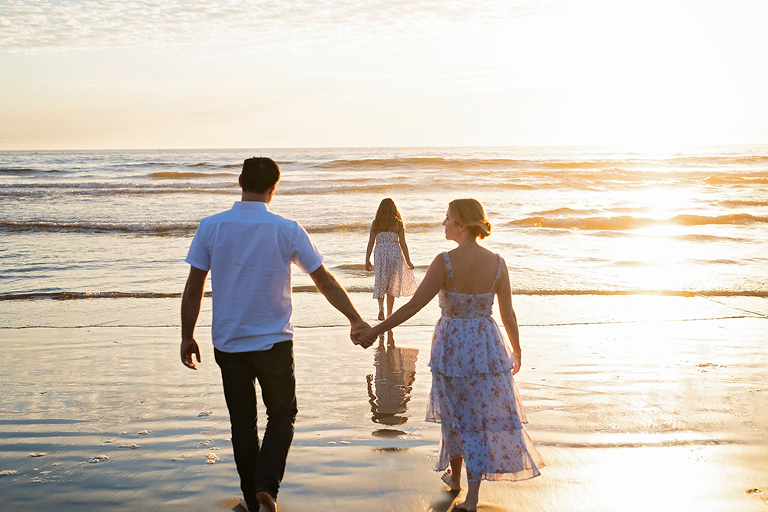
{"left": 214, "top": 340, "right": 298, "bottom": 509}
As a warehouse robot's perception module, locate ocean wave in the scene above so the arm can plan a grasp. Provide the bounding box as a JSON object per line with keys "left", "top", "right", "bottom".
{"left": 312, "top": 157, "right": 655, "bottom": 171}
{"left": 672, "top": 233, "right": 749, "bottom": 243}
{"left": 311, "top": 155, "right": 768, "bottom": 171}
{"left": 0, "top": 220, "right": 198, "bottom": 236}
{"left": 128, "top": 161, "right": 241, "bottom": 169}
{"left": 509, "top": 214, "right": 768, "bottom": 230}
{"left": 148, "top": 171, "right": 237, "bottom": 179}
{"left": 718, "top": 199, "right": 768, "bottom": 207}
{"left": 312, "top": 157, "right": 521, "bottom": 170}
{"left": 668, "top": 155, "right": 768, "bottom": 167}
{"left": 0, "top": 168, "right": 63, "bottom": 175}
{"left": 0, "top": 219, "right": 441, "bottom": 236}
{"left": 4, "top": 288, "right": 766, "bottom": 301}
{"left": 304, "top": 220, "right": 441, "bottom": 234}
{"left": 0, "top": 182, "right": 238, "bottom": 197}
{"left": 704, "top": 176, "right": 768, "bottom": 185}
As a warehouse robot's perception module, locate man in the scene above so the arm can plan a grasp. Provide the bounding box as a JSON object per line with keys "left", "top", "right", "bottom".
{"left": 180, "top": 157, "right": 372, "bottom": 512}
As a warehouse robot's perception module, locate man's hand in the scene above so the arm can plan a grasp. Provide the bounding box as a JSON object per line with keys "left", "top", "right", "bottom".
{"left": 350, "top": 320, "right": 374, "bottom": 348}
{"left": 181, "top": 337, "right": 201, "bottom": 370}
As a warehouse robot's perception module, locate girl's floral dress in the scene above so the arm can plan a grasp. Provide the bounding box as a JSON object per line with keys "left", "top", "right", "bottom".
{"left": 372, "top": 231, "right": 417, "bottom": 298}
{"left": 426, "top": 252, "right": 544, "bottom": 481}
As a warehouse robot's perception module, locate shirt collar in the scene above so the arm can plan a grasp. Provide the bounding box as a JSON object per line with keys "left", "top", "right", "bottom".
{"left": 232, "top": 201, "right": 268, "bottom": 211}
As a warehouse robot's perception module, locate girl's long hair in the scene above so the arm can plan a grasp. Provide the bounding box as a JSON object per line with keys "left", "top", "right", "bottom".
{"left": 371, "top": 198, "right": 404, "bottom": 233}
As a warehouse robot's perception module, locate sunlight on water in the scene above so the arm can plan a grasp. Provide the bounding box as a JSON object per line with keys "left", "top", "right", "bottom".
{"left": 1, "top": 146, "right": 767, "bottom": 327}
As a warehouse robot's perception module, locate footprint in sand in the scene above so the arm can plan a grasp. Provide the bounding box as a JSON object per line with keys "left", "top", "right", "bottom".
{"left": 89, "top": 455, "right": 109, "bottom": 463}
{"left": 0, "top": 470, "right": 19, "bottom": 477}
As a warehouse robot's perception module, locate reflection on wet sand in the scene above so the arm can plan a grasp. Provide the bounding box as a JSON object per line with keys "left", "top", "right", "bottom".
{"left": 366, "top": 331, "right": 419, "bottom": 434}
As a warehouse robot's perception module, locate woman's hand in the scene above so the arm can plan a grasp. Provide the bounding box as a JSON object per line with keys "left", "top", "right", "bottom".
{"left": 406, "top": 260, "right": 415, "bottom": 270}
{"left": 365, "top": 261, "right": 373, "bottom": 271}
{"left": 353, "top": 325, "right": 378, "bottom": 345}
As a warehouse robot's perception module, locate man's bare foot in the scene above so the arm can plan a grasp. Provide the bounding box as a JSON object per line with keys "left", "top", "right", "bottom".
{"left": 256, "top": 491, "right": 277, "bottom": 512}
{"left": 441, "top": 469, "right": 460, "bottom": 491}
{"left": 454, "top": 500, "right": 477, "bottom": 511}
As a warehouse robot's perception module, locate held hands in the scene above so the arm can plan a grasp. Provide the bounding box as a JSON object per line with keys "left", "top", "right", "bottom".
{"left": 181, "top": 337, "right": 201, "bottom": 370}
{"left": 351, "top": 322, "right": 378, "bottom": 347}
{"left": 350, "top": 320, "right": 374, "bottom": 349}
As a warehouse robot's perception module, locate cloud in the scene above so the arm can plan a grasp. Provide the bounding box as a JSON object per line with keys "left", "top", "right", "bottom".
{"left": 0, "top": 0, "right": 550, "bottom": 53}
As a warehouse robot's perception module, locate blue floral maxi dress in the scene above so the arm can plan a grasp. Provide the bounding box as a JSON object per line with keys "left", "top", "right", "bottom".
{"left": 425, "top": 252, "right": 544, "bottom": 481}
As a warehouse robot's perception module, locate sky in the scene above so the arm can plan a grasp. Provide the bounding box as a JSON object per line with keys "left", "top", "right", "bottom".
{"left": 1, "top": 0, "right": 767, "bottom": 150}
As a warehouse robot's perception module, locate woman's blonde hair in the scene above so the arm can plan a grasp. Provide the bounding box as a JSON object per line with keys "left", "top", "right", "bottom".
{"left": 372, "top": 198, "right": 404, "bottom": 233}
{"left": 448, "top": 198, "right": 491, "bottom": 239}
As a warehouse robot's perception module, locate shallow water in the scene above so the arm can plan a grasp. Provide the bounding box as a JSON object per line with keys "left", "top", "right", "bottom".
{"left": 2, "top": 146, "right": 767, "bottom": 329}
{"left": 1, "top": 304, "right": 766, "bottom": 511}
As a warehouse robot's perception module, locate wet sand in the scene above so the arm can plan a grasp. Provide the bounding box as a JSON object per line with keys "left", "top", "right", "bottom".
{"left": 1, "top": 295, "right": 767, "bottom": 511}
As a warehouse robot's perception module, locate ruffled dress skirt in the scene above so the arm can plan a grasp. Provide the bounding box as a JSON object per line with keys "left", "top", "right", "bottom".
{"left": 426, "top": 290, "right": 544, "bottom": 482}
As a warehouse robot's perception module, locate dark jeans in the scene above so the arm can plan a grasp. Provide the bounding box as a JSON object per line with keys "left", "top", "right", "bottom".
{"left": 214, "top": 341, "right": 298, "bottom": 509}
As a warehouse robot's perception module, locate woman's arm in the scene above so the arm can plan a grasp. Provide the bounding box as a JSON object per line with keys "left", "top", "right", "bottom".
{"left": 496, "top": 258, "right": 522, "bottom": 375}
{"left": 366, "top": 253, "right": 445, "bottom": 338}
{"left": 398, "top": 226, "right": 415, "bottom": 269}
{"left": 365, "top": 227, "right": 376, "bottom": 271}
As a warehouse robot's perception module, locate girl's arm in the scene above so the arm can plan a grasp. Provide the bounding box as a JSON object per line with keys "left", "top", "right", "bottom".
{"left": 366, "top": 253, "right": 445, "bottom": 338}
{"left": 365, "top": 227, "right": 376, "bottom": 271}
{"left": 398, "top": 226, "right": 415, "bottom": 269}
{"left": 496, "top": 258, "right": 522, "bottom": 375}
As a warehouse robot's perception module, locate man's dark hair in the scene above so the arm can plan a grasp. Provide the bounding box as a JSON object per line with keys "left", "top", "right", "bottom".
{"left": 240, "top": 157, "right": 280, "bottom": 193}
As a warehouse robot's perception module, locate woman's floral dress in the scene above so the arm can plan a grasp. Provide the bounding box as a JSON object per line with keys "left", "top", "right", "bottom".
{"left": 372, "top": 231, "right": 417, "bottom": 298}
{"left": 425, "top": 252, "right": 544, "bottom": 481}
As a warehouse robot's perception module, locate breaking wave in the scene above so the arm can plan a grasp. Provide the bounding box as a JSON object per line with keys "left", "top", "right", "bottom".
{"left": 510, "top": 214, "right": 768, "bottom": 230}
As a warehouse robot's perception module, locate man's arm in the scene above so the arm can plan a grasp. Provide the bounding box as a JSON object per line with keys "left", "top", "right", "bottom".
{"left": 309, "top": 264, "right": 372, "bottom": 348}
{"left": 181, "top": 265, "right": 208, "bottom": 369}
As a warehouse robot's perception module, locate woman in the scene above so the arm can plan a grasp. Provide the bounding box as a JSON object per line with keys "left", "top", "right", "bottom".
{"left": 356, "top": 198, "right": 543, "bottom": 511}
{"left": 365, "top": 198, "right": 417, "bottom": 320}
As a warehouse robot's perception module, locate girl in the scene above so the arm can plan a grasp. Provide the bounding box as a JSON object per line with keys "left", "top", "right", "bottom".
{"left": 365, "top": 198, "right": 417, "bottom": 320}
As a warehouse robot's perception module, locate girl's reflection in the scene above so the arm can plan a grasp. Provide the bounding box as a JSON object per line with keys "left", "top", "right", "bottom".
{"left": 366, "top": 330, "right": 418, "bottom": 427}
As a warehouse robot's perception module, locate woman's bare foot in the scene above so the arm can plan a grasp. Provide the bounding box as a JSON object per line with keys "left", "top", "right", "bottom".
{"left": 441, "top": 469, "right": 460, "bottom": 491}
{"left": 255, "top": 491, "right": 277, "bottom": 512}
{"left": 453, "top": 500, "right": 477, "bottom": 511}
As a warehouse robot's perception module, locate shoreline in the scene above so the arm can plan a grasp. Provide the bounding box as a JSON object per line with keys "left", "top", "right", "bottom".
{"left": 1, "top": 305, "right": 767, "bottom": 511}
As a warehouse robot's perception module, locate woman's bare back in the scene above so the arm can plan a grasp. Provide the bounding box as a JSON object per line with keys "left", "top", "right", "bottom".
{"left": 443, "top": 245, "right": 501, "bottom": 294}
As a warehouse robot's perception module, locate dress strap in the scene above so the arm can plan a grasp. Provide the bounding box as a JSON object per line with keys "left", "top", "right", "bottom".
{"left": 443, "top": 252, "right": 457, "bottom": 292}
{"left": 488, "top": 254, "right": 502, "bottom": 293}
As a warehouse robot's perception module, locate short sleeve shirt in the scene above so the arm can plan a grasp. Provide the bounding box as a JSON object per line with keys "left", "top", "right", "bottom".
{"left": 186, "top": 201, "right": 323, "bottom": 352}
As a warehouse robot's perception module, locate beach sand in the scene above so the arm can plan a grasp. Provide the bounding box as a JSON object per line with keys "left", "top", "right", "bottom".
{"left": 1, "top": 295, "right": 767, "bottom": 511}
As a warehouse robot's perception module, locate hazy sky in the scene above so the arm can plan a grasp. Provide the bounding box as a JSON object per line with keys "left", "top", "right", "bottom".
{"left": 1, "top": 0, "right": 766, "bottom": 150}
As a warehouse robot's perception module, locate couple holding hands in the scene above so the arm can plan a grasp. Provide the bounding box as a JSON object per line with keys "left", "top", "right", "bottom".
{"left": 181, "top": 158, "right": 542, "bottom": 512}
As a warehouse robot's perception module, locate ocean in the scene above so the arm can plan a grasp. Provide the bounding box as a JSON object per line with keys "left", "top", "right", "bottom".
{"left": 1, "top": 146, "right": 767, "bottom": 329}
